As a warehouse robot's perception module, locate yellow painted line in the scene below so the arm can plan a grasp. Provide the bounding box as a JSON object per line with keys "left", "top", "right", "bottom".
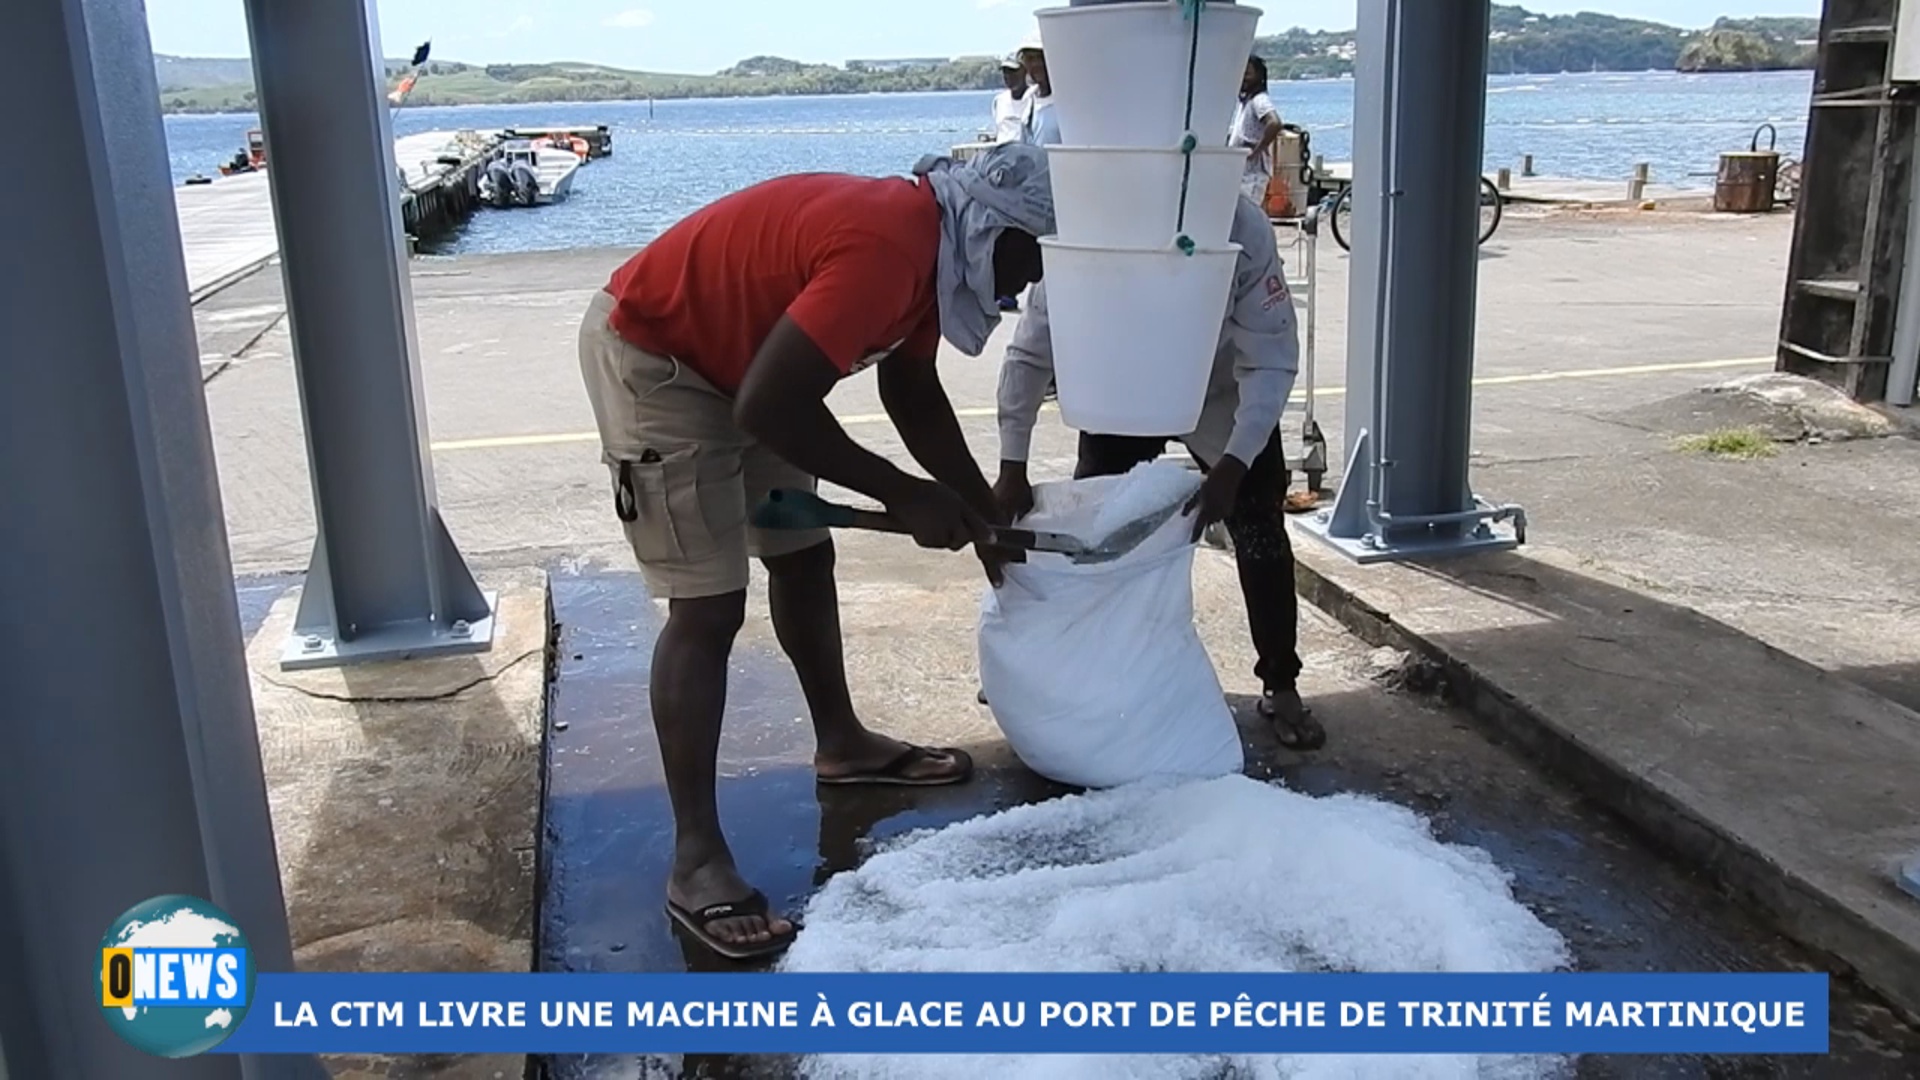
{"left": 432, "top": 431, "right": 606, "bottom": 451}
{"left": 1453, "top": 354, "right": 1771, "bottom": 390}
{"left": 429, "top": 355, "right": 1773, "bottom": 453}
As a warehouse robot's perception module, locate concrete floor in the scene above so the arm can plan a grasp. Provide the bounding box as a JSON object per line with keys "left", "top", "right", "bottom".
{"left": 200, "top": 206, "right": 1920, "bottom": 714}
{"left": 196, "top": 206, "right": 1790, "bottom": 579}
{"left": 203, "top": 207, "right": 1920, "bottom": 1076}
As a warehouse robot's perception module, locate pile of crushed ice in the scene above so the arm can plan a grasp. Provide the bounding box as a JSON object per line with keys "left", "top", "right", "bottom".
{"left": 780, "top": 775, "right": 1572, "bottom": 1080}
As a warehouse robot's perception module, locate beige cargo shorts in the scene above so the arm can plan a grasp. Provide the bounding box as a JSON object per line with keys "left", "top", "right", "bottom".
{"left": 578, "top": 290, "right": 828, "bottom": 599}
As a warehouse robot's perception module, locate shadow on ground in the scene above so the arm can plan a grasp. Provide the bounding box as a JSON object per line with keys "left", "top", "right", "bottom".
{"left": 1834, "top": 661, "right": 1920, "bottom": 717}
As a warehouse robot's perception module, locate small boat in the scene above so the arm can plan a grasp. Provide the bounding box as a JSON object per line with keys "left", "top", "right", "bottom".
{"left": 535, "top": 133, "right": 591, "bottom": 161}
{"left": 478, "top": 140, "right": 580, "bottom": 207}
{"left": 218, "top": 129, "right": 267, "bottom": 176}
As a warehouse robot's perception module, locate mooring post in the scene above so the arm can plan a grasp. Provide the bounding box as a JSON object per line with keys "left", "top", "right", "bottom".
{"left": 240, "top": 0, "right": 496, "bottom": 669}
{"left": 1629, "top": 161, "right": 1650, "bottom": 201}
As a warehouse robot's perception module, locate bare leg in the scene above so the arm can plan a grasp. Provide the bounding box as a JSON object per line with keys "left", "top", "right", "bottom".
{"left": 653, "top": 590, "right": 791, "bottom": 947}
{"left": 763, "top": 539, "right": 966, "bottom": 781}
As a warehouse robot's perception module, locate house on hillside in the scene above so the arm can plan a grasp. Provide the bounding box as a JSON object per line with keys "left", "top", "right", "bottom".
{"left": 846, "top": 57, "right": 946, "bottom": 73}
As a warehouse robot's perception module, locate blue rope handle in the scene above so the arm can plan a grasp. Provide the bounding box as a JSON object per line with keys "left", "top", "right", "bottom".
{"left": 1174, "top": 0, "right": 1207, "bottom": 255}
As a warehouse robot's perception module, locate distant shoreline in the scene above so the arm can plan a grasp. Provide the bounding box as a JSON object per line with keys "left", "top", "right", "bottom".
{"left": 157, "top": 6, "right": 1818, "bottom": 116}
{"left": 158, "top": 67, "right": 1813, "bottom": 119}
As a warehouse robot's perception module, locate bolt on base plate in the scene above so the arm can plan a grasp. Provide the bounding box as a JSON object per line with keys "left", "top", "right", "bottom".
{"left": 1294, "top": 511, "right": 1521, "bottom": 564}
{"left": 280, "top": 590, "right": 499, "bottom": 670}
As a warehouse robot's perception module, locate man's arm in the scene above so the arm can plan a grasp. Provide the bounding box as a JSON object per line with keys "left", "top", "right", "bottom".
{"left": 996, "top": 283, "right": 1054, "bottom": 468}
{"left": 876, "top": 347, "right": 996, "bottom": 519}
{"left": 1248, "top": 95, "right": 1283, "bottom": 163}
{"left": 735, "top": 317, "right": 923, "bottom": 507}
{"left": 1220, "top": 208, "right": 1299, "bottom": 466}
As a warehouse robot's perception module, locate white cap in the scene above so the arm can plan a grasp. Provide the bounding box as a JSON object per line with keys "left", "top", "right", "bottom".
{"left": 1018, "top": 27, "right": 1044, "bottom": 53}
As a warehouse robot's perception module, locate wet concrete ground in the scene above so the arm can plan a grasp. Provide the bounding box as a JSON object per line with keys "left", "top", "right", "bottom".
{"left": 524, "top": 565, "right": 1920, "bottom": 1080}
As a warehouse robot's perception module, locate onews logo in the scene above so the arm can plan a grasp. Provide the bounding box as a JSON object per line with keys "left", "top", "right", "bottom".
{"left": 98, "top": 895, "right": 255, "bottom": 1058}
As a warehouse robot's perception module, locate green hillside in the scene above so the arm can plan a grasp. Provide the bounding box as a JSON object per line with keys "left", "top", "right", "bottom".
{"left": 153, "top": 6, "right": 1825, "bottom": 115}
{"left": 156, "top": 55, "right": 1008, "bottom": 113}
{"left": 1258, "top": 6, "right": 1819, "bottom": 79}
{"left": 154, "top": 54, "right": 256, "bottom": 90}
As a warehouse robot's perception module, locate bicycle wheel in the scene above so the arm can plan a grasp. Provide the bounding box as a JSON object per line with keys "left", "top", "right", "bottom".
{"left": 1329, "top": 188, "right": 1353, "bottom": 252}
{"left": 1478, "top": 176, "right": 1503, "bottom": 245}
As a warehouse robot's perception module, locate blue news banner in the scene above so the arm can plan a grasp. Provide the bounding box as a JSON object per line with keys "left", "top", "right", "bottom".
{"left": 217, "top": 973, "right": 1829, "bottom": 1055}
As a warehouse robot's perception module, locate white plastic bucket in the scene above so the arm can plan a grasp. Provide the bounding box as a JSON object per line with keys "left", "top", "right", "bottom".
{"left": 1049, "top": 145, "right": 1246, "bottom": 248}
{"left": 1037, "top": 2, "right": 1261, "bottom": 149}
{"left": 1039, "top": 239, "right": 1241, "bottom": 436}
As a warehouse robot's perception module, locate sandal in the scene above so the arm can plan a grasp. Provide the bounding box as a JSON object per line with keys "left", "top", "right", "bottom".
{"left": 665, "top": 890, "right": 798, "bottom": 962}
{"left": 1260, "top": 689, "right": 1326, "bottom": 751}
{"left": 817, "top": 744, "right": 974, "bottom": 788}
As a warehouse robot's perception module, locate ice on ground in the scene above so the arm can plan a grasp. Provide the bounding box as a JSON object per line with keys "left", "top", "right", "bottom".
{"left": 781, "top": 775, "right": 1571, "bottom": 1080}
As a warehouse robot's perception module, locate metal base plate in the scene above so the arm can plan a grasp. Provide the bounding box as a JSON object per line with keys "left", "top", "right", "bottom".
{"left": 1294, "top": 512, "right": 1520, "bottom": 564}
{"left": 280, "top": 590, "right": 499, "bottom": 670}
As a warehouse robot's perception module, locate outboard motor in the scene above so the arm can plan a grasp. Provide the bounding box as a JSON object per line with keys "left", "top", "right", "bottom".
{"left": 482, "top": 159, "right": 513, "bottom": 208}
{"left": 508, "top": 160, "right": 540, "bottom": 207}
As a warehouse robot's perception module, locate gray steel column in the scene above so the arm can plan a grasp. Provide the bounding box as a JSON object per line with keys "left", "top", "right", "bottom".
{"left": 240, "top": 0, "right": 496, "bottom": 669}
{"left": 0, "top": 1, "right": 319, "bottom": 1077}
{"left": 1299, "top": 0, "right": 1526, "bottom": 563}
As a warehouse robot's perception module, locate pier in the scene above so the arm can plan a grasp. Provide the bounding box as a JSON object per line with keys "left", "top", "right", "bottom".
{"left": 176, "top": 126, "right": 601, "bottom": 300}
{"left": 392, "top": 129, "right": 500, "bottom": 243}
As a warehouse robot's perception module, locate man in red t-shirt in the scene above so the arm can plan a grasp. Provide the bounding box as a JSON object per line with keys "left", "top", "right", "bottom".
{"left": 578, "top": 144, "right": 1054, "bottom": 959}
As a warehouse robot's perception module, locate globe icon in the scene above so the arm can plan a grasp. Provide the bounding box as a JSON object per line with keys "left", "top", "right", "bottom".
{"left": 99, "top": 894, "right": 255, "bottom": 1058}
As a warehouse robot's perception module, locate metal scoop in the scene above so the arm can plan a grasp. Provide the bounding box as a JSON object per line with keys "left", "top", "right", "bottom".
{"left": 1082, "top": 495, "right": 1191, "bottom": 561}
{"left": 751, "top": 489, "right": 1185, "bottom": 565}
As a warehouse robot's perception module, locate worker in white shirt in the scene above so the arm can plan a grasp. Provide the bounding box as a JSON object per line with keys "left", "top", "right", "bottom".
{"left": 1016, "top": 35, "right": 1061, "bottom": 147}
{"left": 1231, "top": 56, "right": 1283, "bottom": 208}
{"left": 991, "top": 55, "right": 1029, "bottom": 145}
{"left": 994, "top": 195, "right": 1324, "bottom": 750}
{"left": 992, "top": 54, "right": 1032, "bottom": 313}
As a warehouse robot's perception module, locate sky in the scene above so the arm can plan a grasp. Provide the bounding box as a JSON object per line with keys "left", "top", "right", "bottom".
{"left": 142, "top": 0, "right": 1825, "bottom": 75}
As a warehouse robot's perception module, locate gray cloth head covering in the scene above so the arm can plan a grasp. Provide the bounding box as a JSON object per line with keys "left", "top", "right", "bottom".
{"left": 912, "top": 143, "right": 1056, "bottom": 356}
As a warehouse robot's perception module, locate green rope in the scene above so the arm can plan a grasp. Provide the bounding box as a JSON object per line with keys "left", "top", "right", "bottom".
{"left": 1173, "top": 0, "right": 1206, "bottom": 256}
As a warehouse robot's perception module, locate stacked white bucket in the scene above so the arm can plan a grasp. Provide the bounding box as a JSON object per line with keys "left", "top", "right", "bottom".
{"left": 1037, "top": 1, "right": 1262, "bottom": 436}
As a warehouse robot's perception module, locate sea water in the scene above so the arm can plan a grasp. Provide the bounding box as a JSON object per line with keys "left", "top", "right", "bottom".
{"left": 160, "top": 70, "right": 1812, "bottom": 257}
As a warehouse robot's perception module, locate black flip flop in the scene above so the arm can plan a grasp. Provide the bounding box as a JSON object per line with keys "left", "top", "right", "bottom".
{"left": 1260, "top": 690, "right": 1327, "bottom": 752}
{"left": 817, "top": 745, "right": 974, "bottom": 788}
{"left": 665, "top": 890, "right": 798, "bottom": 962}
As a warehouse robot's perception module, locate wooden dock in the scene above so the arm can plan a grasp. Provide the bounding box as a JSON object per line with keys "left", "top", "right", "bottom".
{"left": 392, "top": 129, "right": 500, "bottom": 240}
{"left": 175, "top": 127, "right": 581, "bottom": 302}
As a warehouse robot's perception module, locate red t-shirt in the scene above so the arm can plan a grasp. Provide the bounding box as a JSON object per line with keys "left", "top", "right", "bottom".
{"left": 605, "top": 173, "right": 943, "bottom": 395}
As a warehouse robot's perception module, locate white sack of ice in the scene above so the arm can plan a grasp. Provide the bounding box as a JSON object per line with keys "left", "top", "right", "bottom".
{"left": 780, "top": 775, "right": 1572, "bottom": 1080}
{"left": 979, "top": 461, "right": 1243, "bottom": 789}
